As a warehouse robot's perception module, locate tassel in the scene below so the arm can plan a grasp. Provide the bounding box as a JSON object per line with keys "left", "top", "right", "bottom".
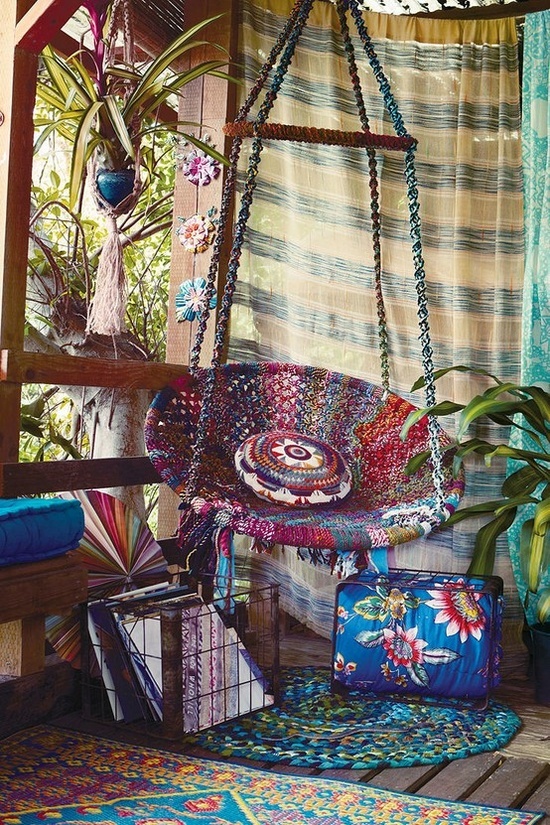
{"left": 86, "top": 213, "right": 127, "bottom": 336}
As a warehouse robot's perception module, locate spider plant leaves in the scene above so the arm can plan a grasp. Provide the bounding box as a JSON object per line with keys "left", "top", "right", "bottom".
{"left": 37, "top": 15, "right": 232, "bottom": 208}
{"left": 102, "top": 95, "right": 136, "bottom": 160}
{"left": 70, "top": 101, "right": 103, "bottom": 207}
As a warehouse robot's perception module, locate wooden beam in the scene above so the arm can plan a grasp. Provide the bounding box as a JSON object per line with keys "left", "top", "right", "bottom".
{"left": 0, "top": 551, "right": 88, "bottom": 625}
{"left": 0, "top": 456, "right": 161, "bottom": 497}
{"left": 15, "top": 0, "right": 82, "bottom": 54}
{"left": 416, "top": 0, "right": 550, "bottom": 18}
{"left": 1, "top": 349, "right": 187, "bottom": 389}
{"left": 0, "top": 3, "right": 41, "bottom": 462}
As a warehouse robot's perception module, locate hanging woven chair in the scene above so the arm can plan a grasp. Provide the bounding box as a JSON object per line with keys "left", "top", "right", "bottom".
{"left": 144, "top": 0, "right": 465, "bottom": 579}
{"left": 146, "top": 364, "right": 463, "bottom": 567}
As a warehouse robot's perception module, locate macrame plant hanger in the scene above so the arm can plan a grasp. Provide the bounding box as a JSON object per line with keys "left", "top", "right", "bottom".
{"left": 86, "top": 0, "right": 145, "bottom": 337}
{"left": 145, "top": 0, "right": 464, "bottom": 588}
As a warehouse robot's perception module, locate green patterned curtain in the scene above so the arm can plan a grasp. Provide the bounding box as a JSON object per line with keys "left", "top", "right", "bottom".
{"left": 229, "top": 0, "right": 526, "bottom": 675}
{"left": 507, "top": 11, "right": 550, "bottom": 626}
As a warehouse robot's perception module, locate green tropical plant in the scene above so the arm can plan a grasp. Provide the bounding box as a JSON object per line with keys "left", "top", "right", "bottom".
{"left": 401, "top": 365, "right": 550, "bottom": 628}
{"left": 35, "top": 2, "right": 231, "bottom": 207}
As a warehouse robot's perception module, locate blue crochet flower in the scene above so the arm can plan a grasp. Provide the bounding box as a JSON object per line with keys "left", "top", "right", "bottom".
{"left": 175, "top": 277, "right": 217, "bottom": 322}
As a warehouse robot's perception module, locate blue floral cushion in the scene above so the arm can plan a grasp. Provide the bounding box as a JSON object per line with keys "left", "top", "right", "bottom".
{"left": 0, "top": 497, "right": 85, "bottom": 567}
{"left": 332, "top": 570, "right": 504, "bottom": 701}
{"left": 234, "top": 430, "right": 352, "bottom": 507}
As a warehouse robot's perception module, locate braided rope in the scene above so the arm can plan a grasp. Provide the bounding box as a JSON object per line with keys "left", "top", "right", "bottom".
{"left": 235, "top": 0, "right": 309, "bottom": 124}
{"left": 223, "top": 121, "right": 415, "bottom": 151}
{"left": 346, "top": 0, "right": 444, "bottom": 503}
{"left": 335, "top": 0, "right": 370, "bottom": 131}
{"left": 186, "top": 0, "right": 444, "bottom": 513}
{"left": 369, "top": 151, "right": 390, "bottom": 392}
{"left": 404, "top": 145, "right": 445, "bottom": 506}
{"left": 336, "top": 0, "right": 389, "bottom": 390}
{"left": 186, "top": 0, "right": 315, "bottom": 501}
{"left": 107, "top": 0, "right": 135, "bottom": 74}
{"left": 347, "top": 0, "right": 409, "bottom": 140}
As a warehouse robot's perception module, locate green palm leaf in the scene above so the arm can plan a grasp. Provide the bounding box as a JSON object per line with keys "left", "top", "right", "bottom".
{"left": 467, "top": 509, "right": 517, "bottom": 577}
{"left": 536, "top": 586, "right": 550, "bottom": 624}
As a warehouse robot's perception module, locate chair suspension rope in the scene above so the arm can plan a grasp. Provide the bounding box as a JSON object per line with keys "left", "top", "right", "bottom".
{"left": 336, "top": 0, "right": 389, "bottom": 391}
{"left": 187, "top": 0, "right": 445, "bottom": 512}
{"left": 348, "top": 0, "right": 444, "bottom": 502}
{"left": 190, "top": 0, "right": 313, "bottom": 373}
{"left": 186, "top": 0, "right": 316, "bottom": 502}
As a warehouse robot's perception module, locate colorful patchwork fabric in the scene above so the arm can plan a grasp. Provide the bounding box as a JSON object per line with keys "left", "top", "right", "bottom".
{"left": 144, "top": 363, "right": 465, "bottom": 576}
{"left": 235, "top": 430, "right": 352, "bottom": 507}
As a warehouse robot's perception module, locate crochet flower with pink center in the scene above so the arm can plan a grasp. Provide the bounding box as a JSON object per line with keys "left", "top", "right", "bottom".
{"left": 176, "top": 214, "right": 215, "bottom": 253}
{"left": 183, "top": 148, "right": 221, "bottom": 186}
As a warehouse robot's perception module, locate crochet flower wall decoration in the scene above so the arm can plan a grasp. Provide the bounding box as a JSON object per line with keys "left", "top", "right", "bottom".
{"left": 175, "top": 134, "right": 221, "bottom": 186}
{"left": 176, "top": 211, "right": 216, "bottom": 253}
{"left": 175, "top": 277, "right": 217, "bottom": 323}
{"left": 183, "top": 147, "right": 221, "bottom": 186}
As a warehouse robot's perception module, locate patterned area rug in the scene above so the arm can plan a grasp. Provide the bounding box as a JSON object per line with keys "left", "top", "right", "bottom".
{"left": 186, "top": 667, "right": 522, "bottom": 769}
{"left": 0, "top": 725, "right": 542, "bottom": 825}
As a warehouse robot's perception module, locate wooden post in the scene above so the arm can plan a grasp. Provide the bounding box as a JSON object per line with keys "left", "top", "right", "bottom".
{"left": 0, "top": 0, "right": 81, "bottom": 464}
{"left": 159, "top": 0, "right": 238, "bottom": 539}
{"left": 160, "top": 604, "right": 183, "bottom": 738}
{"left": 0, "top": 2, "right": 36, "bottom": 462}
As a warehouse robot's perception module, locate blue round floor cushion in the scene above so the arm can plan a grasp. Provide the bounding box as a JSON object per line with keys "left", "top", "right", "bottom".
{"left": 234, "top": 430, "right": 352, "bottom": 507}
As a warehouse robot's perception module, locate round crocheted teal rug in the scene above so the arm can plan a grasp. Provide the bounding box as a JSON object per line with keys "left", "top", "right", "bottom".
{"left": 185, "top": 667, "right": 521, "bottom": 769}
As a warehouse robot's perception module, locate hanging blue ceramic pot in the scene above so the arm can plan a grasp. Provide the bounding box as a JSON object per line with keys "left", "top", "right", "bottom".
{"left": 96, "top": 168, "right": 135, "bottom": 207}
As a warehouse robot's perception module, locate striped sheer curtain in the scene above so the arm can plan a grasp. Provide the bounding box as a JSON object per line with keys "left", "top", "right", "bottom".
{"left": 228, "top": 0, "right": 525, "bottom": 674}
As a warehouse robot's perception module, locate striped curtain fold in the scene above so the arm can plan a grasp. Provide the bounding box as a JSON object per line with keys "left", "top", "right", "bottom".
{"left": 228, "top": 0, "right": 526, "bottom": 675}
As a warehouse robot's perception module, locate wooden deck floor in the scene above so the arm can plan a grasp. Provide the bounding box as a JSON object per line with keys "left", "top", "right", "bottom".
{"left": 52, "top": 624, "right": 550, "bottom": 824}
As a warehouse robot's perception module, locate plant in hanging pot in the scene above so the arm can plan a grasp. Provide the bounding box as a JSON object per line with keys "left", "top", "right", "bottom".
{"left": 35, "top": 0, "right": 234, "bottom": 337}
{"left": 35, "top": 0, "right": 231, "bottom": 209}
{"left": 401, "top": 365, "right": 550, "bottom": 704}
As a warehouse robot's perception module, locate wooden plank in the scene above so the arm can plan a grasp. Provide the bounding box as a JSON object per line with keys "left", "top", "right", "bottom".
{"left": 465, "top": 756, "right": 549, "bottom": 808}
{"left": 522, "top": 772, "right": 550, "bottom": 825}
{"left": 417, "top": 0, "right": 550, "bottom": 18}
{"left": 367, "top": 763, "right": 442, "bottom": 793}
{"left": 0, "top": 615, "right": 45, "bottom": 676}
{"left": 15, "top": 0, "right": 82, "bottom": 54}
{"left": 318, "top": 768, "right": 378, "bottom": 783}
{"left": 414, "top": 751, "right": 504, "bottom": 800}
{"left": 0, "top": 654, "right": 78, "bottom": 738}
{"left": 0, "top": 551, "right": 88, "bottom": 624}
{"left": 1, "top": 349, "right": 188, "bottom": 390}
{"left": 0, "top": 3, "right": 39, "bottom": 462}
{"left": 159, "top": 0, "right": 237, "bottom": 539}
{"left": 0, "top": 456, "right": 161, "bottom": 497}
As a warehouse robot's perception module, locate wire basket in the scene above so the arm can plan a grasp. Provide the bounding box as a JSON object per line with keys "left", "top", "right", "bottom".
{"left": 82, "top": 578, "right": 280, "bottom": 738}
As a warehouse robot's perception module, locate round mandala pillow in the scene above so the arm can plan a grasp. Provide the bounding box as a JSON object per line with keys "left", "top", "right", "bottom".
{"left": 234, "top": 430, "right": 352, "bottom": 507}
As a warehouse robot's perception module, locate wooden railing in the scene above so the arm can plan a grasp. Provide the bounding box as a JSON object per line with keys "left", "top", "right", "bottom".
{"left": 0, "top": 348, "right": 186, "bottom": 498}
